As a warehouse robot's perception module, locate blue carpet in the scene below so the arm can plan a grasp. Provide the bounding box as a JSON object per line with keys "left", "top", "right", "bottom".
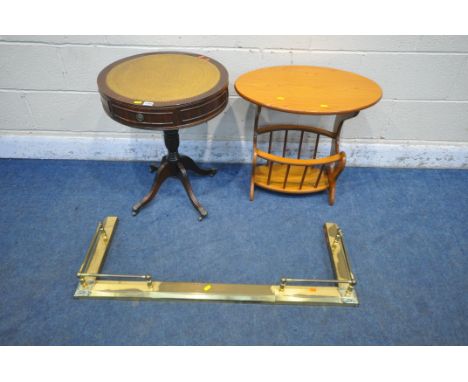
{"left": 0, "top": 158, "right": 467, "bottom": 345}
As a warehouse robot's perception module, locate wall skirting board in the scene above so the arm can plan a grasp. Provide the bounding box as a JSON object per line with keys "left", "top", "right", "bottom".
{"left": 0, "top": 133, "right": 467, "bottom": 169}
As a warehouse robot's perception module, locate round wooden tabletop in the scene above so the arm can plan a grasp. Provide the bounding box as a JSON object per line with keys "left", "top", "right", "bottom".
{"left": 98, "top": 52, "right": 229, "bottom": 130}
{"left": 235, "top": 66, "right": 382, "bottom": 115}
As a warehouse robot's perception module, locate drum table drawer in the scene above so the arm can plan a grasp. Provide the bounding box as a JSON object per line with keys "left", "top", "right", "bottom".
{"left": 107, "top": 101, "right": 176, "bottom": 128}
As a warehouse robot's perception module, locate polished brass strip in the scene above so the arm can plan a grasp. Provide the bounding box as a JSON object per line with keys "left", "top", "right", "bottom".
{"left": 78, "top": 222, "right": 102, "bottom": 275}
{"left": 77, "top": 273, "right": 153, "bottom": 287}
{"left": 78, "top": 216, "right": 118, "bottom": 286}
{"left": 74, "top": 218, "right": 358, "bottom": 306}
{"left": 324, "top": 222, "right": 356, "bottom": 293}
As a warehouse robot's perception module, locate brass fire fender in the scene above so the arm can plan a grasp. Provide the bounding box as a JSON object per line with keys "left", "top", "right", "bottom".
{"left": 74, "top": 217, "right": 358, "bottom": 306}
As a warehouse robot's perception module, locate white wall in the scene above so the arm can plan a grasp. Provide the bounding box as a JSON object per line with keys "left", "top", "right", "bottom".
{"left": 0, "top": 35, "right": 467, "bottom": 167}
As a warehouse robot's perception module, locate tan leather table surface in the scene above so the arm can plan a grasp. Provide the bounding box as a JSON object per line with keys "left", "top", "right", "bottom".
{"left": 106, "top": 53, "right": 221, "bottom": 103}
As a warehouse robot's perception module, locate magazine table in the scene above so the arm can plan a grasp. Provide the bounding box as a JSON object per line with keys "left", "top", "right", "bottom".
{"left": 235, "top": 66, "right": 382, "bottom": 201}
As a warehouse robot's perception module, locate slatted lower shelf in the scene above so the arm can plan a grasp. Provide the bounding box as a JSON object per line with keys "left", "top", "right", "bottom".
{"left": 255, "top": 164, "right": 329, "bottom": 194}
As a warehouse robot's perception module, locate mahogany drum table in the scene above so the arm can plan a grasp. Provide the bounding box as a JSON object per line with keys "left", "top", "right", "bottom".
{"left": 98, "top": 52, "right": 229, "bottom": 220}
{"left": 235, "top": 66, "right": 382, "bottom": 203}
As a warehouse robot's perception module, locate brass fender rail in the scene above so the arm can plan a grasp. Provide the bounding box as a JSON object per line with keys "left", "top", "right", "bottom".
{"left": 74, "top": 217, "right": 358, "bottom": 306}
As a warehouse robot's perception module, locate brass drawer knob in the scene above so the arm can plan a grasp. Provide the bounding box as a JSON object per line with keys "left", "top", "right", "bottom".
{"left": 136, "top": 113, "right": 144, "bottom": 122}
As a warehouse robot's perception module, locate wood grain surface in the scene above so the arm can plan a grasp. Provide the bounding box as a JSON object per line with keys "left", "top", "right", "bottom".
{"left": 235, "top": 66, "right": 382, "bottom": 115}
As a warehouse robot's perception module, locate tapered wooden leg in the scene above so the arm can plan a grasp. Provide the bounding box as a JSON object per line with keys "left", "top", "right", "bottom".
{"left": 132, "top": 161, "right": 171, "bottom": 215}
{"left": 249, "top": 172, "right": 255, "bottom": 201}
{"left": 149, "top": 156, "right": 167, "bottom": 173}
{"left": 177, "top": 162, "right": 208, "bottom": 221}
{"left": 250, "top": 151, "right": 257, "bottom": 201}
{"left": 180, "top": 155, "right": 217, "bottom": 177}
{"left": 328, "top": 183, "right": 336, "bottom": 206}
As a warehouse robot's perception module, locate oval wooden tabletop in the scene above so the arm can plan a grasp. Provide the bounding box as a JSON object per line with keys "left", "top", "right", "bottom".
{"left": 235, "top": 66, "right": 382, "bottom": 115}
